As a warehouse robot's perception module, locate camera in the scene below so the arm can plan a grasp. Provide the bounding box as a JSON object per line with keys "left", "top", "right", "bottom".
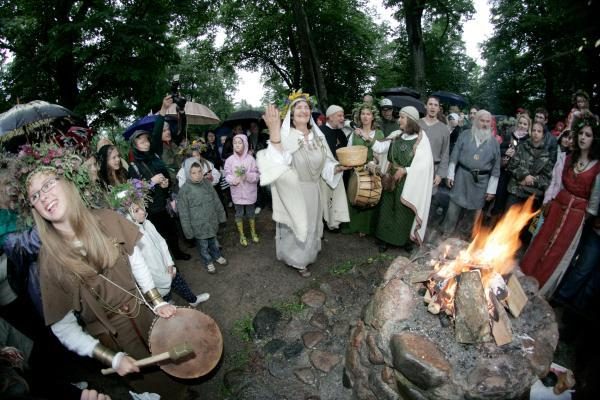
{"left": 170, "top": 74, "right": 187, "bottom": 109}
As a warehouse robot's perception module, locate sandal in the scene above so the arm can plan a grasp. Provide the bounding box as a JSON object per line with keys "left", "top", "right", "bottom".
{"left": 297, "top": 268, "right": 311, "bottom": 278}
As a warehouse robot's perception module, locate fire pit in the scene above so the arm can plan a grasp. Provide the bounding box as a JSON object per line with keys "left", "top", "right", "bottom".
{"left": 344, "top": 200, "right": 559, "bottom": 400}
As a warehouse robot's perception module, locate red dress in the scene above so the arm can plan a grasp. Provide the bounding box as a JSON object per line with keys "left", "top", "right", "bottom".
{"left": 520, "top": 156, "right": 600, "bottom": 295}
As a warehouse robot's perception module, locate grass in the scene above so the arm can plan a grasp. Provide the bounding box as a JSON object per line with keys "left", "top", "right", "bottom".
{"left": 232, "top": 314, "right": 255, "bottom": 342}
{"left": 272, "top": 299, "right": 305, "bottom": 318}
{"left": 329, "top": 253, "right": 395, "bottom": 276}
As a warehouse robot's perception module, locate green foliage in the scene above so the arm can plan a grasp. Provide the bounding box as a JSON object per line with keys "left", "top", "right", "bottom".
{"left": 232, "top": 314, "right": 255, "bottom": 342}
{"left": 476, "top": 0, "right": 599, "bottom": 119}
{"left": 272, "top": 299, "right": 305, "bottom": 318}
{"left": 329, "top": 253, "right": 394, "bottom": 276}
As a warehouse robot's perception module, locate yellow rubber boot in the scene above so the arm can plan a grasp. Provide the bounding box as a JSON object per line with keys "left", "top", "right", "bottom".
{"left": 249, "top": 218, "right": 259, "bottom": 243}
{"left": 236, "top": 220, "right": 248, "bottom": 247}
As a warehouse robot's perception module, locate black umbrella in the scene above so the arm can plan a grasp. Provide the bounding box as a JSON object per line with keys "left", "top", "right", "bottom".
{"left": 376, "top": 87, "right": 421, "bottom": 100}
{"left": 0, "top": 101, "right": 78, "bottom": 151}
{"left": 223, "top": 110, "right": 264, "bottom": 128}
{"left": 431, "top": 91, "right": 467, "bottom": 107}
{"left": 386, "top": 95, "right": 426, "bottom": 115}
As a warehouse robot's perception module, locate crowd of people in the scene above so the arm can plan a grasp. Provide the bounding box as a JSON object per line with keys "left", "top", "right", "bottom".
{"left": 0, "top": 88, "right": 598, "bottom": 399}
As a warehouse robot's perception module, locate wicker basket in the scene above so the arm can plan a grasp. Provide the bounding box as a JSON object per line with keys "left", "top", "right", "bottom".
{"left": 336, "top": 145, "right": 368, "bottom": 167}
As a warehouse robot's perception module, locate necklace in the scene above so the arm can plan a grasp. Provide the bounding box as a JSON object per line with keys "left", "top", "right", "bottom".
{"left": 574, "top": 159, "right": 590, "bottom": 174}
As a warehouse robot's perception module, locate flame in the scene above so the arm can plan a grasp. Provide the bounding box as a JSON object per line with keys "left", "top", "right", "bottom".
{"left": 434, "top": 196, "right": 538, "bottom": 281}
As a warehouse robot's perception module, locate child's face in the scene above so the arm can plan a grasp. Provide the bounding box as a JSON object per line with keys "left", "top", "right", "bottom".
{"left": 134, "top": 134, "right": 151, "bottom": 152}
{"left": 130, "top": 203, "right": 146, "bottom": 223}
{"left": 190, "top": 166, "right": 203, "bottom": 182}
{"left": 192, "top": 150, "right": 201, "bottom": 161}
{"left": 517, "top": 117, "right": 529, "bottom": 131}
{"left": 207, "top": 132, "right": 216, "bottom": 143}
{"left": 233, "top": 137, "right": 244, "bottom": 154}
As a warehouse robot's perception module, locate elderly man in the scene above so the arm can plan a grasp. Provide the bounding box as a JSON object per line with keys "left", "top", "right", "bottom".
{"left": 321, "top": 104, "right": 348, "bottom": 159}
{"left": 418, "top": 96, "right": 449, "bottom": 193}
{"left": 379, "top": 98, "right": 397, "bottom": 137}
{"left": 441, "top": 110, "right": 501, "bottom": 236}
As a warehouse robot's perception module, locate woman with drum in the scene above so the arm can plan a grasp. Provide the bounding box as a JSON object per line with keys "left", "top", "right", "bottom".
{"left": 360, "top": 106, "right": 434, "bottom": 252}
{"left": 257, "top": 90, "right": 350, "bottom": 277}
{"left": 341, "top": 102, "right": 385, "bottom": 236}
{"left": 12, "top": 144, "right": 185, "bottom": 397}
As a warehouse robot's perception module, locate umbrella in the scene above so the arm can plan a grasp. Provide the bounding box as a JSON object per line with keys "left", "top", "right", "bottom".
{"left": 122, "top": 115, "right": 158, "bottom": 140}
{"left": 223, "top": 110, "right": 264, "bottom": 128}
{"left": 377, "top": 87, "right": 421, "bottom": 100}
{"left": 0, "top": 100, "right": 74, "bottom": 140}
{"left": 167, "top": 102, "right": 220, "bottom": 126}
{"left": 431, "top": 91, "right": 467, "bottom": 107}
{"left": 386, "top": 95, "right": 426, "bottom": 115}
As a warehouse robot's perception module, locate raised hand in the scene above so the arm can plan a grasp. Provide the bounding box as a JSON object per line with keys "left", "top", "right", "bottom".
{"left": 263, "top": 104, "right": 281, "bottom": 144}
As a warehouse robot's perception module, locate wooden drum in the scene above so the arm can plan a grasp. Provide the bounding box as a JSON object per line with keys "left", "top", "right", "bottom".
{"left": 347, "top": 168, "right": 382, "bottom": 208}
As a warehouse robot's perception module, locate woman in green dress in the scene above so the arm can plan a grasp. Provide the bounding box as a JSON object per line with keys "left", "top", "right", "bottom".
{"left": 342, "top": 103, "right": 385, "bottom": 236}
{"left": 360, "top": 106, "right": 434, "bottom": 251}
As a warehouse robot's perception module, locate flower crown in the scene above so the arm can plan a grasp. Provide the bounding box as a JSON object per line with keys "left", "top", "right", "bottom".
{"left": 177, "top": 139, "right": 207, "bottom": 156}
{"left": 352, "top": 102, "right": 381, "bottom": 128}
{"left": 573, "top": 112, "right": 600, "bottom": 135}
{"left": 278, "top": 89, "right": 317, "bottom": 120}
{"left": 106, "top": 179, "right": 154, "bottom": 214}
{"left": 5, "top": 143, "right": 104, "bottom": 227}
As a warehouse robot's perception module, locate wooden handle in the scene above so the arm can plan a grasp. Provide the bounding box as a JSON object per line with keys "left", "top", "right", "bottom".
{"left": 101, "top": 351, "right": 171, "bottom": 375}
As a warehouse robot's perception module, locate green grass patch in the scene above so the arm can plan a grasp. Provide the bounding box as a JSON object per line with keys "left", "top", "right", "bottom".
{"left": 273, "top": 299, "right": 305, "bottom": 318}
{"left": 232, "top": 315, "right": 255, "bottom": 342}
{"left": 329, "top": 253, "right": 395, "bottom": 276}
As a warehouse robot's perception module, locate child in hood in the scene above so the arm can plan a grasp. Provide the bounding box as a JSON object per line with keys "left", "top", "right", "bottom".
{"left": 224, "top": 134, "right": 260, "bottom": 246}
{"left": 178, "top": 158, "right": 227, "bottom": 274}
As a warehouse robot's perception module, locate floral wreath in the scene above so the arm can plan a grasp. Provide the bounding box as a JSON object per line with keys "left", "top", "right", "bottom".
{"left": 352, "top": 102, "right": 380, "bottom": 129}
{"left": 177, "top": 138, "right": 207, "bottom": 156}
{"left": 278, "top": 89, "right": 318, "bottom": 120}
{"left": 5, "top": 143, "right": 104, "bottom": 227}
{"left": 573, "top": 112, "right": 600, "bottom": 135}
{"left": 106, "top": 179, "right": 154, "bottom": 215}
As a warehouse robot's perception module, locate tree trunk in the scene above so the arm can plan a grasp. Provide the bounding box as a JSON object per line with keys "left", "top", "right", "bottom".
{"left": 54, "top": 1, "right": 79, "bottom": 110}
{"left": 404, "top": 0, "right": 426, "bottom": 96}
{"left": 291, "top": 0, "right": 328, "bottom": 109}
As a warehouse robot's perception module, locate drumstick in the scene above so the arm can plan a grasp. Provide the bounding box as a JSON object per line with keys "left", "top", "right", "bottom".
{"left": 100, "top": 342, "right": 194, "bottom": 375}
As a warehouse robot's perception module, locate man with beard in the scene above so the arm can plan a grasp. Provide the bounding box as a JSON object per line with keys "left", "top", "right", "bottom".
{"left": 321, "top": 105, "right": 348, "bottom": 159}
{"left": 379, "top": 98, "right": 397, "bottom": 137}
{"left": 441, "top": 110, "right": 501, "bottom": 236}
{"left": 419, "top": 96, "right": 449, "bottom": 194}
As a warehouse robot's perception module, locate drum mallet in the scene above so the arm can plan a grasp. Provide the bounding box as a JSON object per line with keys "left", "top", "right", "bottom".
{"left": 101, "top": 342, "right": 194, "bottom": 375}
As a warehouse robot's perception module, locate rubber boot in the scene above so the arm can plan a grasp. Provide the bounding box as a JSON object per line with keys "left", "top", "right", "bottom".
{"left": 249, "top": 218, "right": 260, "bottom": 243}
{"left": 236, "top": 220, "right": 248, "bottom": 247}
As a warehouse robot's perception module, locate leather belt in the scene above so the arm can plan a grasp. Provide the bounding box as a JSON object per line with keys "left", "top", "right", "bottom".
{"left": 457, "top": 162, "right": 490, "bottom": 183}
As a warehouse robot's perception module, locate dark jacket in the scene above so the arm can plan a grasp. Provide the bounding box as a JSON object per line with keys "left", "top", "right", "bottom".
{"left": 320, "top": 125, "right": 348, "bottom": 160}
{"left": 507, "top": 139, "right": 553, "bottom": 199}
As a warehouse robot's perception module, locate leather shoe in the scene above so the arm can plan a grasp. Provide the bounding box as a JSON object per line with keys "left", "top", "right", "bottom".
{"left": 174, "top": 252, "right": 191, "bottom": 261}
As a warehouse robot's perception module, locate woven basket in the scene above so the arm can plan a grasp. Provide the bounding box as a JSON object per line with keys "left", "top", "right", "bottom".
{"left": 336, "top": 145, "right": 368, "bottom": 167}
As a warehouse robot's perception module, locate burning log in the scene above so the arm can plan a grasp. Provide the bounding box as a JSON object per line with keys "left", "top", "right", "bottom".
{"left": 454, "top": 270, "right": 492, "bottom": 344}
{"left": 488, "top": 291, "right": 513, "bottom": 346}
{"left": 505, "top": 274, "right": 528, "bottom": 317}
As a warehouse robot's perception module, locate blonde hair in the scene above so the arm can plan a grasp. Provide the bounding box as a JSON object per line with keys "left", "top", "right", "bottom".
{"left": 518, "top": 115, "right": 532, "bottom": 135}
{"left": 31, "top": 172, "right": 119, "bottom": 283}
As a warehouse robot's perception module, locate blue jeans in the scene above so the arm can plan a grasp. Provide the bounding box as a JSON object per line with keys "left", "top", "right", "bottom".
{"left": 557, "top": 224, "right": 600, "bottom": 311}
{"left": 196, "top": 237, "right": 222, "bottom": 266}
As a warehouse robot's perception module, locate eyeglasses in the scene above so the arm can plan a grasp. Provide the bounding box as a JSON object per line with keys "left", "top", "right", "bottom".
{"left": 29, "top": 177, "right": 59, "bottom": 205}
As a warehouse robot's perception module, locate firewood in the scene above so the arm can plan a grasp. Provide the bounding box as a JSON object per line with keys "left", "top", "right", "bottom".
{"left": 506, "top": 274, "right": 527, "bottom": 317}
{"left": 454, "top": 270, "right": 492, "bottom": 343}
{"left": 428, "top": 301, "right": 441, "bottom": 314}
{"left": 489, "top": 292, "right": 513, "bottom": 346}
{"left": 423, "top": 290, "right": 433, "bottom": 304}
{"left": 410, "top": 270, "right": 434, "bottom": 284}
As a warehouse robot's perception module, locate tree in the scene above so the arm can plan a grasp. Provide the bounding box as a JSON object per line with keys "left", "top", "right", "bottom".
{"left": 478, "top": 0, "right": 599, "bottom": 119}
{"left": 377, "top": 0, "right": 476, "bottom": 98}
{"left": 0, "top": 0, "right": 218, "bottom": 127}
{"left": 219, "top": 0, "right": 381, "bottom": 109}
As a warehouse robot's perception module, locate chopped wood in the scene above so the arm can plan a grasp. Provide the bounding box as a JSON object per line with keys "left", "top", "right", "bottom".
{"left": 454, "top": 270, "right": 492, "bottom": 343}
{"left": 427, "top": 301, "right": 441, "bottom": 314}
{"left": 423, "top": 290, "right": 433, "bottom": 304}
{"left": 489, "top": 292, "right": 513, "bottom": 346}
{"left": 411, "top": 270, "right": 434, "bottom": 284}
{"left": 506, "top": 274, "right": 528, "bottom": 317}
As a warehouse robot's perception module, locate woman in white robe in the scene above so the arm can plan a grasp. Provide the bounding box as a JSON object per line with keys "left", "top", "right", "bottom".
{"left": 257, "top": 95, "right": 350, "bottom": 277}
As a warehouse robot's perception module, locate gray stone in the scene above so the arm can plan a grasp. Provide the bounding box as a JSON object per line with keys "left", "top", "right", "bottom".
{"left": 366, "top": 333, "right": 384, "bottom": 365}
{"left": 454, "top": 270, "right": 492, "bottom": 343}
{"left": 465, "top": 355, "right": 534, "bottom": 400}
{"left": 368, "top": 368, "right": 400, "bottom": 400}
{"left": 283, "top": 316, "right": 307, "bottom": 341}
{"left": 364, "top": 278, "right": 415, "bottom": 330}
{"left": 309, "top": 311, "right": 329, "bottom": 330}
{"left": 294, "top": 367, "right": 317, "bottom": 386}
{"left": 283, "top": 340, "right": 304, "bottom": 360}
{"left": 430, "top": 237, "right": 469, "bottom": 261}
{"left": 383, "top": 256, "right": 413, "bottom": 283}
{"left": 394, "top": 371, "right": 429, "bottom": 400}
{"left": 302, "top": 331, "right": 325, "bottom": 349}
{"left": 301, "top": 289, "right": 327, "bottom": 308}
{"left": 253, "top": 307, "right": 282, "bottom": 339}
{"left": 235, "top": 382, "right": 279, "bottom": 400}
{"left": 390, "top": 332, "right": 450, "bottom": 389}
{"left": 309, "top": 350, "right": 341, "bottom": 373}
{"left": 267, "top": 355, "right": 290, "bottom": 379}
{"left": 223, "top": 368, "right": 252, "bottom": 392}
{"left": 263, "top": 338, "right": 286, "bottom": 354}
